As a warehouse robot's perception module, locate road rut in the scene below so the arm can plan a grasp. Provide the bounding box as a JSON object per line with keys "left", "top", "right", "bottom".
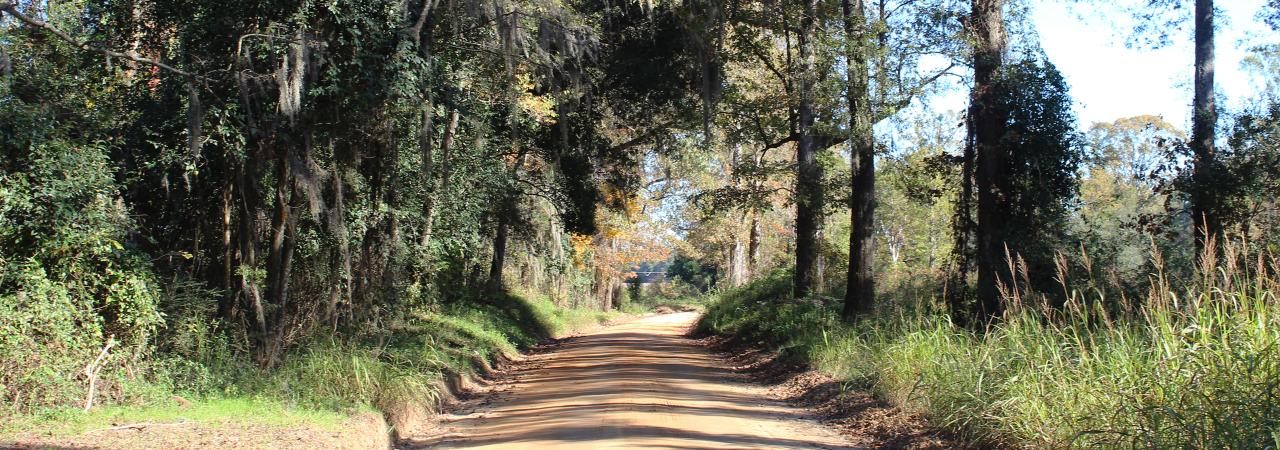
{"left": 408, "top": 312, "right": 856, "bottom": 449}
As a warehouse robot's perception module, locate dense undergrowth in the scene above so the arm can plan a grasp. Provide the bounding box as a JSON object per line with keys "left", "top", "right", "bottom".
{"left": 699, "top": 253, "right": 1280, "bottom": 449}
{"left": 3, "top": 290, "right": 616, "bottom": 435}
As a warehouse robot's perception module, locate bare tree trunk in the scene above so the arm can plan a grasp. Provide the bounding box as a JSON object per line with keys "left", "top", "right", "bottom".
{"left": 947, "top": 135, "right": 975, "bottom": 326}
{"left": 232, "top": 49, "right": 267, "bottom": 340}
{"left": 815, "top": 229, "right": 826, "bottom": 294}
{"left": 415, "top": 9, "right": 437, "bottom": 248}
{"left": 971, "top": 0, "right": 1009, "bottom": 324}
{"left": 382, "top": 125, "right": 402, "bottom": 305}
{"left": 1191, "top": 0, "right": 1218, "bottom": 249}
{"left": 793, "top": 0, "right": 822, "bottom": 298}
{"left": 489, "top": 5, "right": 523, "bottom": 295}
{"left": 262, "top": 140, "right": 301, "bottom": 367}
{"left": 184, "top": 81, "right": 203, "bottom": 191}
{"left": 729, "top": 236, "right": 746, "bottom": 287}
{"left": 611, "top": 277, "right": 624, "bottom": 310}
{"left": 0, "top": 42, "right": 12, "bottom": 82}
{"left": 258, "top": 31, "right": 310, "bottom": 364}
{"left": 842, "top": 0, "right": 875, "bottom": 321}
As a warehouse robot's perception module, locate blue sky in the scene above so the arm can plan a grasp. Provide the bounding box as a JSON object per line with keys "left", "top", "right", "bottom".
{"left": 921, "top": 0, "right": 1274, "bottom": 131}
{"left": 1034, "top": 0, "right": 1273, "bottom": 128}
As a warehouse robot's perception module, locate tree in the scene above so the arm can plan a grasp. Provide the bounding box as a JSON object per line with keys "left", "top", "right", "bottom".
{"left": 1075, "top": 116, "right": 1185, "bottom": 299}
{"left": 990, "top": 58, "right": 1084, "bottom": 297}
{"left": 966, "top": 0, "right": 1011, "bottom": 324}
{"left": 1124, "top": 0, "right": 1221, "bottom": 248}
{"left": 841, "top": 0, "right": 875, "bottom": 319}
{"left": 793, "top": 0, "right": 824, "bottom": 298}
{"left": 1189, "top": 0, "right": 1218, "bottom": 248}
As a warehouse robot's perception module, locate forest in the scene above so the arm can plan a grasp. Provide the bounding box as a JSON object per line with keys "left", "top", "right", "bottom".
{"left": 1, "top": 0, "right": 1279, "bottom": 448}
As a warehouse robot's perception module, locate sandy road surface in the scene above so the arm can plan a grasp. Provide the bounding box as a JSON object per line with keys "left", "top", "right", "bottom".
{"left": 406, "top": 312, "right": 856, "bottom": 449}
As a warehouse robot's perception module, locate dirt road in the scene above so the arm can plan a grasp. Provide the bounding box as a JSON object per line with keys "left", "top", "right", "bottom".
{"left": 408, "top": 312, "right": 856, "bottom": 449}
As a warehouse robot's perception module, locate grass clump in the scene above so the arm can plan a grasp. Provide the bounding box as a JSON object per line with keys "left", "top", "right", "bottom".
{"left": 700, "top": 251, "right": 1280, "bottom": 449}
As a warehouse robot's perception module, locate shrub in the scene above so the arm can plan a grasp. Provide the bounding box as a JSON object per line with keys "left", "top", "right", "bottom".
{"left": 1, "top": 143, "right": 161, "bottom": 413}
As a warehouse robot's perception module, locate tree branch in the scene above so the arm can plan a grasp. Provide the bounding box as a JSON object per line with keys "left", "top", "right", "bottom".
{"left": 1, "top": 3, "right": 195, "bottom": 78}
{"left": 877, "top": 61, "right": 958, "bottom": 122}
{"left": 607, "top": 120, "right": 677, "bottom": 153}
{"left": 762, "top": 133, "right": 798, "bottom": 151}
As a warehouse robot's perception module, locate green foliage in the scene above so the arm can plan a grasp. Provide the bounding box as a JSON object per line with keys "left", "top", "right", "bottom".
{"left": 667, "top": 253, "right": 718, "bottom": 292}
{"left": 991, "top": 56, "right": 1085, "bottom": 294}
{"left": 1218, "top": 103, "right": 1280, "bottom": 242}
{"left": 1, "top": 134, "right": 161, "bottom": 413}
{"left": 1069, "top": 116, "right": 1188, "bottom": 306}
{"left": 701, "top": 258, "right": 1280, "bottom": 448}
{"left": 2, "top": 0, "right": 645, "bottom": 415}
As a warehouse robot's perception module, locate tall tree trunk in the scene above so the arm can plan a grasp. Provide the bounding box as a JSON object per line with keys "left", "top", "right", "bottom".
{"left": 488, "top": 209, "right": 511, "bottom": 292}
{"left": 489, "top": 5, "right": 522, "bottom": 294}
{"left": 414, "top": 9, "right": 440, "bottom": 248}
{"left": 265, "top": 147, "right": 293, "bottom": 318}
{"left": 727, "top": 144, "right": 746, "bottom": 288}
{"left": 235, "top": 162, "right": 267, "bottom": 341}
{"left": 793, "top": 0, "right": 822, "bottom": 298}
{"left": 219, "top": 179, "right": 236, "bottom": 320}
{"left": 748, "top": 210, "right": 761, "bottom": 276}
{"left": 729, "top": 236, "right": 746, "bottom": 287}
{"left": 1191, "top": 0, "right": 1218, "bottom": 249}
{"left": 232, "top": 51, "right": 267, "bottom": 340}
{"left": 488, "top": 141, "right": 526, "bottom": 292}
{"left": 327, "top": 157, "right": 352, "bottom": 331}
{"left": 259, "top": 31, "right": 309, "bottom": 365}
{"left": 262, "top": 141, "right": 300, "bottom": 367}
{"left": 419, "top": 107, "right": 435, "bottom": 232}
{"left": 815, "top": 228, "right": 826, "bottom": 293}
{"left": 842, "top": 0, "right": 875, "bottom": 321}
{"left": 382, "top": 125, "right": 402, "bottom": 305}
{"left": 947, "top": 126, "right": 975, "bottom": 327}
{"left": 421, "top": 109, "right": 459, "bottom": 247}
{"left": 970, "top": 0, "right": 1009, "bottom": 324}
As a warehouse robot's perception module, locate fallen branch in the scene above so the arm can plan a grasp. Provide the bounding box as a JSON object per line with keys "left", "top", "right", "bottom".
{"left": 88, "top": 420, "right": 190, "bottom": 433}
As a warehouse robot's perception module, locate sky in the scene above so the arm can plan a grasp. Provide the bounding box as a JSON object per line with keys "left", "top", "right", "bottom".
{"left": 1035, "top": 0, "right": 1273, "bottom": 129}
{"left": 922, "top": 0, "right": 1274, "bottom": 132}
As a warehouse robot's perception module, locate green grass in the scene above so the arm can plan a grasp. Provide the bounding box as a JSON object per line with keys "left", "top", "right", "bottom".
{"left": 516, "top": 290, "right": 619, "bottom": 337}
{"left": 700, "top": 258, "right": 1280, "bottom": 449}
{"left": 5, "top": 290, "right": 618, "bottom": 439}
{"left": 1, "top": 397, "right": 352, "bottom": 435}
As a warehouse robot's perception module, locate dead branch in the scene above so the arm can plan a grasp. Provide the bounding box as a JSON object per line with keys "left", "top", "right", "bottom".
{"left": 82, "top": 336, "right": 115, "bottom": 412}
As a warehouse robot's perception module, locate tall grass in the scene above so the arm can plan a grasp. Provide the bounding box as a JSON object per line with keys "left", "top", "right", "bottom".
{"left": 700, "top": 243, "right": 1280, "bottom": 449}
